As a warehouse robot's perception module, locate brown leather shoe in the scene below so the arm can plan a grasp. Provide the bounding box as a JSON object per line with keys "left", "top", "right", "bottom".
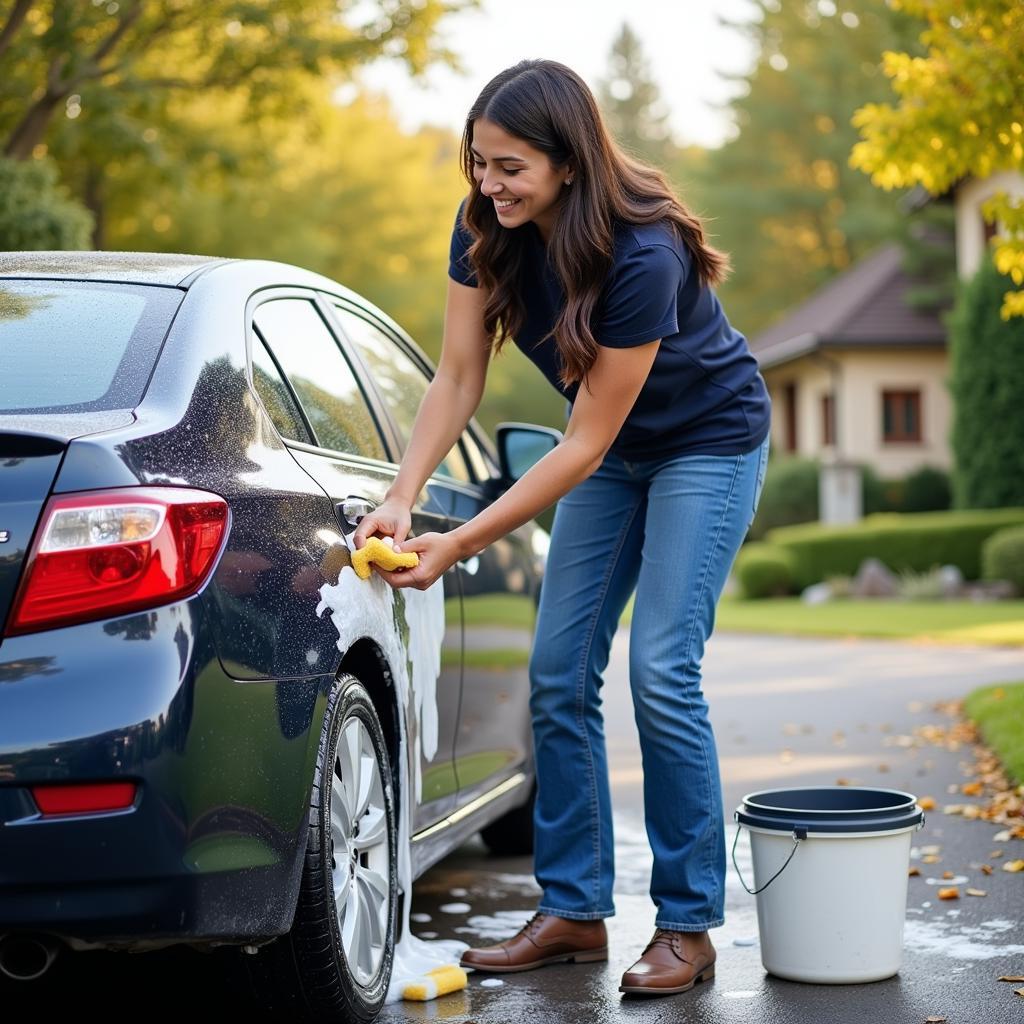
{"left": 459, "top": 912, "right": 608, "bottom": 973}
{"left": 619, "top": 928, "right": 716, "bottom": 996}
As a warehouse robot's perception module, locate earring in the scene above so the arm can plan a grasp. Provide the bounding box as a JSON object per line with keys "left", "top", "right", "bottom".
{"left": 565, "top": 177, "right": 574, "bottom": 186}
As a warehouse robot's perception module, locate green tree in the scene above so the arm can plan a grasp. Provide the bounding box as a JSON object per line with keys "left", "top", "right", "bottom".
{"left": 948, "top": 259, "right": 1024, "bottom": 508}
{"left": 851, "top": 0, "right": 1024, "bottom": 318}
{"left": 596, "top": 23, "right": 673, "bottom": 167}
{"left": 684, "top": 0, "right": 921, "bottom": 338}
{"left": 0, "top": 0, "right": 472, "bottom": 243}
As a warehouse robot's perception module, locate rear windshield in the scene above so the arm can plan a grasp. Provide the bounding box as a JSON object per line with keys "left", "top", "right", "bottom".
{"left": 0, "top": 280, "right": 183, "bottom": 413}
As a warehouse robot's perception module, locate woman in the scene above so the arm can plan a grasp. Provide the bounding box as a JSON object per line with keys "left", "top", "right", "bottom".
{"left": 353, "top": 59, "right": 771, "bottom": 998}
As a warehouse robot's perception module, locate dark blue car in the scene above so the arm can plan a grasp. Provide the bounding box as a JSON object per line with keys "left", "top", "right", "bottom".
{"left": 0, "top": 252, "right": 555, "bottom": 1021}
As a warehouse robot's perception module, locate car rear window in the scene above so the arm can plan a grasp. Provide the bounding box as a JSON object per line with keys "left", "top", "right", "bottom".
{"left": 0, "top": 279, "right": 182, "bottom": 413}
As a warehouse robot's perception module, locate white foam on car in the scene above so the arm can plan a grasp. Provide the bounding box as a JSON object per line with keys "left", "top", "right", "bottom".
{"left": 317, "top": 565, "right": 467, "bottom": 1004}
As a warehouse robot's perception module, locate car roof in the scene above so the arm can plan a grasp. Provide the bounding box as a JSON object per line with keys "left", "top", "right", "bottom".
{"left": 0, "top": 250, "right": 232, "bottom": 287}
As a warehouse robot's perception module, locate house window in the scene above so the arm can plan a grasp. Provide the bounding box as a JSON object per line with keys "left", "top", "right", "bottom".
{"left": 882, "top": 389, "right": 922, "bottom": 443}
{"left": 783, "top": 381, "right": 798, "bottom": 452}
{"left": 821, "top": 392, "right": 835, "bottom": 447}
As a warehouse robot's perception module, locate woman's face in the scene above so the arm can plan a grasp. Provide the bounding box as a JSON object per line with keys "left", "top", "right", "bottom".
{"left": 470, "top": 118, "right": 572, "bottom": 241}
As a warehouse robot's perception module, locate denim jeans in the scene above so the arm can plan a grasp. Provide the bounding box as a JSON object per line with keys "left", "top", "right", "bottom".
{"left": 529, "top": 434, "right": 770, "bottom": 931}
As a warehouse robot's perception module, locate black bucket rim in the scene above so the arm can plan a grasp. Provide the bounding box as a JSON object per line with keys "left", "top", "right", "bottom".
{"left": 735, "top": 785, "right": 924, "bottom": 834}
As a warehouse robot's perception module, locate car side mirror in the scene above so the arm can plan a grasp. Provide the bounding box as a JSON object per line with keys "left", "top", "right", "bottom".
{"left": 482, "top": 422, "right": 563, "bottom": 501}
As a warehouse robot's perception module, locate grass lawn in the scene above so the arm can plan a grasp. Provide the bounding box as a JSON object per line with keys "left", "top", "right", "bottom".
{"left": 710, "top": 597, "right": 1024, "bottom": 646}
{"left": 964, "top": 682, "right": 1024, "bottom": 784}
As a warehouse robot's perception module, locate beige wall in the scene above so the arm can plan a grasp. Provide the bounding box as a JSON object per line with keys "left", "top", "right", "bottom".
{"left": 956, "top": 171, "right": 1024, "bottom": 279}
{"left": 763, "top": 347, "right": 952, "bottom": 477}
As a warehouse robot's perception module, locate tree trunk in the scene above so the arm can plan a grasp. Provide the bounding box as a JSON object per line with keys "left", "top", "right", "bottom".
{"left": 84, "top": 164, "right": 105, "bottom": 250}
{"left": 4, "top": 92, "right": 64, "bottom": 160}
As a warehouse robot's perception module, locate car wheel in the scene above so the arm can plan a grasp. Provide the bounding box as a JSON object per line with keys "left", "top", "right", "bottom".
{"left": 247, "top": 674, "right": 398, "bottom": 1022}
{"left": 480, "top": 781, "right": 535, "bottom": 856}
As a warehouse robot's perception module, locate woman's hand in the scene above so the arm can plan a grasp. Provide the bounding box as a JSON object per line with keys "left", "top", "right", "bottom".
{"left": 372, "top": 532, "right": 462, "bottom": 591}
{"left": 352, "top": 499, "right": 412, "bottom": 550}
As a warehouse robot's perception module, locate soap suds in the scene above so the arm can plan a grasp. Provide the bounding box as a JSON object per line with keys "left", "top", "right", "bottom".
{"left": 440, "top": 902, "right": 473, "bottom": 914}
{"left": 479, "top": 978, "right": 505, "bottom": 988}
{"left": 316, "top": 565, "right": 466, "bottom": 1003}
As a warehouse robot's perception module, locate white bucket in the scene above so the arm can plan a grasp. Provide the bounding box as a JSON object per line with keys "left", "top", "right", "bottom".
{"left": 733, "top": 787, "right": 925, "bottom": 984}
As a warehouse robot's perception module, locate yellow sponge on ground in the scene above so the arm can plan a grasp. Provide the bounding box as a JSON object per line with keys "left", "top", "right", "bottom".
{"left": 351, "top": 536, "right": 419, "bottom": 580}
{"left": 400, "top": 964, "right": 468, "bottom": 1001}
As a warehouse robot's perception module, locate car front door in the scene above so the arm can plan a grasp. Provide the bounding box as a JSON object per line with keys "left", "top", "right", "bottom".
{"left": 251, "top": 291, "right": 461, "bottom": 832}
{"left": 328, "top": 301, "right": 535, "bottom": 809}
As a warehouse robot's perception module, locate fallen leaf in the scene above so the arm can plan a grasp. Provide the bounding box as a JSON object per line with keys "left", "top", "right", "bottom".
{"left": 920, "top": 845, "right": 942, "bottom": 855}
{"left": 907, "top": 700, "right": 924, "bottom": 712}
{"left": 993, "top": 829, "right": 1011, "bottom": 842}
{"left": 965, "top": 887, "right": 987, "bottom": 896}
{"left": 1015, "top": 989, "right": 1024, "bottom": 998}
{"left": 961, "top": 781, "right": 984, "bottom": 796}
{"left": 922, "top": 855, "right": 941, "bottom": 864}
{"left": 1001, "top": 859, "right": 1024, "bottom": 873}
{"left": 997, "top": 975, "right": 1024, "bottom": 982}
{"left": 942, "top": 870, "right": 954, "bottom": 879}
{"left": 981, "top": 864, "right": 994, "bottom": 875}
{"left": 924, "top": 1016, "right": 948, "bottom": 1022}
{"left": 877, "top": 763, "right": 891, "bottom": 773}
{"left": 943, "top": 804, "right": 966, "bottom": 815}
{"left": 918, "top": 796, "right": 936, "bottom": 811}
{"left": 937, "top": 887, "right": 959, "bottom": 900}
{"left": 991, "top": 850, "right": 1004, "bottom": 858}
{"left": 909, "top": 867, "right": 921, "bottom": 877}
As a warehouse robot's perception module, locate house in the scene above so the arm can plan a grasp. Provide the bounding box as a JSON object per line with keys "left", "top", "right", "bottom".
{"left": 748, "top": 243, "right": 951, "bottom": 479}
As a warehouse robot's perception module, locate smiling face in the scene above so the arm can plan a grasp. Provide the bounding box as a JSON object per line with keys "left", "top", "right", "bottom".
{"left": 470, "top": 118, "right": 573, "bottom": 242}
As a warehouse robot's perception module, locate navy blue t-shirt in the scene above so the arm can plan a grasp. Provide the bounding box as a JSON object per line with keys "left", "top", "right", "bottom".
{"left": 448, "top": 201, "right": 771, "bottom": 460}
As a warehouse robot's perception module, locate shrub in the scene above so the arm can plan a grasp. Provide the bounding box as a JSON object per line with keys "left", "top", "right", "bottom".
{"left": 982, "top": 525, "right": 1024, "bottom": 594}
{"left": 949, "top": 259, "right": 1024, "bottom": 508}
{"left": 766, "top": 508, "right": 1024, "bottom": 589}
{"left": 734, "top": 542, "right": 797, "bottom": 598}
{"left": 902, "top": 466, "right": 951, "bottom": 512}
{"left": 747, "top": 457, "right": 818, "bottom": 540}
{"left": 0, "top": 156, "right": 93, "bottom": 250}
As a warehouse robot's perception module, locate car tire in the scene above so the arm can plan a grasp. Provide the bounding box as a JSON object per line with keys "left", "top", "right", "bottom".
{"left": 480, "top": 781, "right": 535, "bottom": 856}
{"left": 246, "top": 674, "right": 398, "bottom": 1022}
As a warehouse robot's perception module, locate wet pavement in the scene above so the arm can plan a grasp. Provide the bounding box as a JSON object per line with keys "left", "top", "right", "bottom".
{"left": 4, "top": 632, "right": 1022, "bottom": 1022}
{"left": 379, "top": 632, "right": 1024, "bottom": 1024}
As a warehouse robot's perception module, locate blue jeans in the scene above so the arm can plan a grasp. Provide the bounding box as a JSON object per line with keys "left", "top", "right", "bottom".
{"left": 529, "top": 434, "right": 770, "bottom": 931}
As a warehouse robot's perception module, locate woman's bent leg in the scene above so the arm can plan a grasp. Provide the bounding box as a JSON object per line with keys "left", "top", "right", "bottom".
{"left": 628, "top": 438, "right": 768, "bottom": 930}
{"left": 530, "top": 454, "right": 644, "bottom": 920}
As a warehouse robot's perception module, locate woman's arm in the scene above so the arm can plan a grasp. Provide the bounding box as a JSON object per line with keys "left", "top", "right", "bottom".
{"left": 353, "top": 277, "right": 491, "bottom": 546}
{"left": 380, "top": 338, "right": 661, "bottom": 589}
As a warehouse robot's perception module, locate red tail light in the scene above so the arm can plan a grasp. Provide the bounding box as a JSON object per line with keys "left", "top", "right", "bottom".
{"left": 5, "top": 487, "right": 229, "bottom": 636}
{"left": 32, "top": 782, "right": 138, "bottom": 816}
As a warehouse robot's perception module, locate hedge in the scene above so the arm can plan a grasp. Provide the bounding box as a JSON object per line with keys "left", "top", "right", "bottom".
{"left": 734, "top": 543, "right": 797, "bottom": 599}
{"left": 765, "top": 508, "right": 1024, "bottom": 589}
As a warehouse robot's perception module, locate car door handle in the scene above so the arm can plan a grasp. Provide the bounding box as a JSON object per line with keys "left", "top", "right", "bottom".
{"left": 338, "top": 496, "right": 376, "bottom": 527}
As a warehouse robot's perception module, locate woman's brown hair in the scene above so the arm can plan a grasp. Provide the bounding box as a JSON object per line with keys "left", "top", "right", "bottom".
{"left": 459, "top": 58, "right": 730, "bottom": 387}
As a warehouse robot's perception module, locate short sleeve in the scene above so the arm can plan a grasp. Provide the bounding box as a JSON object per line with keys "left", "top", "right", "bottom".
{"left": 448, "top": 199, "right": 478, "bottom": 287}
{"left": 594, "top": 243, "right": 684, "bottom": 347}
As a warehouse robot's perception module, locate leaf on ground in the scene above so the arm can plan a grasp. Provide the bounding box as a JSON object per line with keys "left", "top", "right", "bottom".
{"left": 991, "top": 850, "right": 1004, "bottom": 858}
{"left": 965, "top": 887, "right": 987, "bottom": 897}
{"left": 1001, "top": 859, "right": 1024, "bottom": 873}
{"left": 920, "top": 845, "right": 942, "bottom": 855}
{"left": 961, "top": 781, "right": 984, "bottom": 796}
{"left": 997, "top": 975, "right": 1024, "bottom": 982}
{"left": 1015, "top": 989, "right": 1024, "bottom": 998}
{"left": 937, "top": 887, "right": 960, "bottom": 900}
{"left": 942, "top": 870, "right": 954, "bottom": 879}
{"left": 924, "top": 1016, "right": 947, "bottom": 1022}
{"left": 992, "top": 829, "right": 1011, "bottom": 842}
{"left": 918, "top": 796, "right": 936, "bottom": 810}
{"left": 922, "top": 854, "right": 942, "bottom": 863}
{"left": 981, "top": 864, "right": 994, "bottom": 875}
{"left": 909, "top": 866, "right": 921, "bottom": 877}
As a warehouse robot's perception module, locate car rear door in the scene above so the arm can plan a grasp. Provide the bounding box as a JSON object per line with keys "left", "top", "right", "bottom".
{"left": 250, "top": 290, "right": 462, "bottom": 832}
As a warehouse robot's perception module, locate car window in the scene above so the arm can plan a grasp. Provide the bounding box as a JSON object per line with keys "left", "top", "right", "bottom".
{"left": 461, "top": 428, "right": 496, "bottom": 483}
{"left": 333, "top": 305, "right": 470, "bottom": 482}
{"left": 250, "top": 332, "right": 312, "bottom": 443}
{"left": 254, "top": 298, "right": 386, "bottom": 461}
{"left": 0, "top": 281, "right": 181, "bottom": 413}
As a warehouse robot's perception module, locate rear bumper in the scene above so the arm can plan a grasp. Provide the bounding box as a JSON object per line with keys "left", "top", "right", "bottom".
{"left": 0, "top": 599, "right": 329, "bottom": 947}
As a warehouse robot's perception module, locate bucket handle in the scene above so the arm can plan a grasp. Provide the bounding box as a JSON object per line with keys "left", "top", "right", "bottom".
{"left": 731, "top": 823, "right": 807, "bottom": 896}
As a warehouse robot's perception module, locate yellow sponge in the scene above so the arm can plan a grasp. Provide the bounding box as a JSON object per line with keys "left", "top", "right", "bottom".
{"left": 401, "top": 964, "right": 468, "bottom": 1001}
{"left": 351, "top": 536, "right": 419, "bottom": 580}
